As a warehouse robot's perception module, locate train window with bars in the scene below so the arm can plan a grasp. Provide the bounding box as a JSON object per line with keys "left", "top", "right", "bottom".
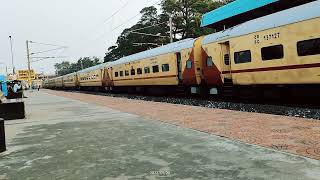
{"left": 207, "top": 57, "right": 213, "bottom": 67}
{"left": 186, "top": 60, "right": 192, "bottom": 69}
{"left": 115, "top": 72, "right": 119, "bottom": 77}
{"left": 120, "top": 71, "right": 124, "bottom": 77}
{"left": 224, "top": 54, "right": 230, "bottom": 65}
{"left": 162, "top": 64, "right": 170, "bottom": 72}
{"left": 144, "top": 67, "right": 150, "bottom": 74}
{"left": 261, "top": 45, "right": 284, "bottom": 60}
{"left": 131, "top": 69, "right": 136, "bottom": 75}
{"left": 137, "top": 68, "right": 142, "bottom": 75}
{"left": 125, "top": 70, "right": 129, "bottom": 76}
{"left": 297, "top": 38, "right": 320, "bottom": 56}
{"left": 234, "top": 50, "right": 251, "bottom": 64}
{"left": 152, "top": 65, "right": 159, "bottom": 73}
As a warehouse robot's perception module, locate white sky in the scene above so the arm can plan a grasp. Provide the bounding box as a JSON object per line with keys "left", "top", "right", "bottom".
{"left": 0, "top": 0, "right": 161, "bottom": 75}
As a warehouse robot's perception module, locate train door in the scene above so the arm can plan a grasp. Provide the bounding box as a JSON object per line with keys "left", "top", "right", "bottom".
{"left": 104, "top": 67, "right": 113, "bottom": 91}
{"left": 220, "top": 42, "right": 231, "bottom": 79}
{"left": 176, "top": 52, "right": 183, "bottom": 82}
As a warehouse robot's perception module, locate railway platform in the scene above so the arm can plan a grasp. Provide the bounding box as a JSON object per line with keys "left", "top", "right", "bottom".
{"left": 0, "top": 90, "right": 319, "bottom": 179}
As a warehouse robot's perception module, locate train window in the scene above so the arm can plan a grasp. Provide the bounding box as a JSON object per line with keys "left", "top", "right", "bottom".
{"left": 297, "top": 38, "right": 320, "bottom": 56}
{"left": 186, "top": 60, "right": 192, "bottom": 69}
{"left": 120, "top": 71, "right": 124, "bottom": 77}
{"left": 162, "top": 64, "right": 170, "bottom": 72}
{"left": 207, "top": 57, "right": 213, "bottom": 67}
{"left": 125, "top": 70, "right": 129, "bottom": 76}
{"left": 234, "top": 50, "right": 251, "bottom": 64}
{"left": 131, "top": 69, "right": 136, "bottom": 75}
{"left": 261, "top": 45, "right": 284, "bottom": 60}
{"left": 224, "top": 54, "right": 230, "bottom": 65}
{"left": 144, "top": 67, "right": 150, "bottom": 74}
{"left": 115, "top": 72, "right": 119, "bottom": 77}
{"left": 152, "top": 65, "right": 159, "bottom": 73}
{"left": 137, "top": 68, "right": 142, "bottom": 75}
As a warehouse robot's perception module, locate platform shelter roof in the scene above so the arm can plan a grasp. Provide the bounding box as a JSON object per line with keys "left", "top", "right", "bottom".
{"left": 202, "top": 1, "right": 320, "bottom": 45}
{"left": 201, "top": 0, "right": 317, "bottom": 31}
{"left": 201, "top": 0, "right": 279, "bottom": 28}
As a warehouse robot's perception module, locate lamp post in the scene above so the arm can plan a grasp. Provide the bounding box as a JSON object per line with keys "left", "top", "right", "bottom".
{"left": 8, "top": 36, "right": 15, "bottom": 74}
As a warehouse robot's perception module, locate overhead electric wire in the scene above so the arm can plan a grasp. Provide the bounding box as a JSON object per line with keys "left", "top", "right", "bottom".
{"left": 101, "top": 0, "right": 130, "bottom": 24}
{"left": 31, "top": 56, "right": 67, "bottom": 63}
{"left": 92, "top": 0, "right": 162, "bottom": 41}
{"left": 130, "top": 31, "right": 167, "bottom": 38}
{"left": 29, "top": 40, "right": 68, "bottom": 64}
{"left": 111, "top": 0, "right": 161, "bottom": 32}
{"left": 30, "top": 47, "right": 67, "bottom": 55}
{"left": 29, "top": 41, "right": 67, "bottom": 48}
{"left": 83, "top": 0, "right": 130, "bottom": 36}
{"left": 128, "top": 22, "right": 166, "bottom": 33}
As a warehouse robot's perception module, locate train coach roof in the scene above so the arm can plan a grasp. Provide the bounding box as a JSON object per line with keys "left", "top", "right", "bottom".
{"left": 64, "top": 72, "right": 77, "bottom": 76}
{"left": 202, "top": 1, "right": 320, "bottom": 45}
{"left": 109, "top": 38, "right": 196, "bottom": 66}
{"left": 78, "top": 63, "right": 108, "bottom": 73}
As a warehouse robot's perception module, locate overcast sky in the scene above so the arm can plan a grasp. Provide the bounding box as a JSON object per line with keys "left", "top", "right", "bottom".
{"left": 0, "top": 0, "right": 161, "bottom": 75}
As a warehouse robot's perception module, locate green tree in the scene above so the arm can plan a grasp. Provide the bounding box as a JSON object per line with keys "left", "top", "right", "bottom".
{"left": 104, "top": 0, "right": 227, "bottom": 63}
{"left": 104, "top": 6, "right": 169, "bottom": 62}
{"left": 161, "top": 0, "right": 224, "bottom": 38}
{"left": 54, "top": 61, "right": 71, "bottom": 76}
{"left": 55, "top": 57, "right": 101, "bottom": 76}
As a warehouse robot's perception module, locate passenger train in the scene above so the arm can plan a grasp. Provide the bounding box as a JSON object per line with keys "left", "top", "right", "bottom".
{"left": 45, "top": 2, "right": 320, "bottom": 100}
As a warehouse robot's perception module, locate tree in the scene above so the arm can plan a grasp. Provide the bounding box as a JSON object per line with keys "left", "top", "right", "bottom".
{"left": 54, "top": 61, "right": 71, "bottom": 76}
{"left": 161, "top": 0, "right": 224, "bottom": 38}
{"left": 104, "top": 0, "right": 227, "bottom": 63}
{"left": 55, "top": 57, "right": 101, "bottom": 76}
{"left": 104, "top": 6, "right": 169, "bottom": 62}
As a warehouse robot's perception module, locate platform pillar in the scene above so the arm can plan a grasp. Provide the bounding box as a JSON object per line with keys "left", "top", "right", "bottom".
{"left": 0, "top": 119, "right": 6, "bottom": 153}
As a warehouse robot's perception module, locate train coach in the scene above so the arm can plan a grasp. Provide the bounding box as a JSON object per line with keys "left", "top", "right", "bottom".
{"left": 62, "top": 72, "right": 78, "bottom": 89}
{"left": 77, "top": 63, "right": 107, "bottom": 91}
{"left": 104, "top": 38, "right": 203, "bottom": 95}
{"left": 46, "top": 1, "right": 320, "bottom": 100}
{"left": 201, "top": 1, "right": 320, "bottom": 98}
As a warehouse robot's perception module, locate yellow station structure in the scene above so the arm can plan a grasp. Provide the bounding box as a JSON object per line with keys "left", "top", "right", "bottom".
{"left": 16, "top": 70, "right": 36, "bottom": 81}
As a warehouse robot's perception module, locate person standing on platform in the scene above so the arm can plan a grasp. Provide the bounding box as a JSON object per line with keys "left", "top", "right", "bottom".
{"left": 0, "top": 90, "right": 6, "bottom": 103}
{"left": 13, "top": 82, "right": 21, "bottom": 93}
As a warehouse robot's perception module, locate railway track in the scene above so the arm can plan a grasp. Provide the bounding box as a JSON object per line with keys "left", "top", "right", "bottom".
{"left": 59, "top": 89, "right": 320, "bottom": 120}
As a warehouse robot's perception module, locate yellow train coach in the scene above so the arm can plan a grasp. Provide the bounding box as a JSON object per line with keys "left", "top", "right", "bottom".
{"left": 77, "top": 63, "right": 107, "bottom": 90}
{"left": 47, "top": 1, "right": 320, "bottom": 100}
{"left": 62, "top": 73, "right": 78, "bottom": 88}
{"left": 53, "top": 77, "right": 63, "bottom": 88}
{"left": 105, "top": 39, "right": 202, "bottom": 94}
{"left": 201, "top": 1, "right": 320, "bottom": 97}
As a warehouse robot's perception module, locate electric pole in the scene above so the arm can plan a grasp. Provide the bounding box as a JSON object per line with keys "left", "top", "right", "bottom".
{"left": 9, "top": 36, "right": 15, "bottom": 74}
{"left": 169, "top": 16, "right": 173, "bottom": 43}
{"left": 80, "top": 60, "right": 84, "bottom": 70}
{"left": 26, "top": 40, "right": 32, "bottom": 85}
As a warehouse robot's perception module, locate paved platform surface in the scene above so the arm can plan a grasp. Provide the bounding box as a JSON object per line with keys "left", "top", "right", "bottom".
{"left": 0, "top": 91, "right": 320, "bottom": 180}
{"left": 46, "top": 90, "right": 320, "bottom": 160}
